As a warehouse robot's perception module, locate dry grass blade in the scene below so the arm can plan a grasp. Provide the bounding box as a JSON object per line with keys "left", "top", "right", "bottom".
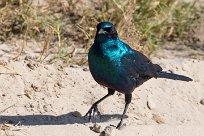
{"left": 47, "top": 20, "right": 62, "bottom": 52}
{"left": 24, "top": 90, "right": 32, "bottom": 99}
{"left": 75, "top": 24, "right": 90, "bottom": 39}
{"left": 0, "top": 104, "right": 16, "bottom": 114}
{"left": 0, "top": 121, "right": 25, "bottom": 136}
{"left": 39, "top": 28, "right": 54, "bottom": 62}
{"left": 0, "top": 61, "right": 22, "bottom": 76}
{"left": 11, "top": 43, "right": 24, "bottom": 61}
{"left": 59, "top": 0, "right": 69, "bottom": 13}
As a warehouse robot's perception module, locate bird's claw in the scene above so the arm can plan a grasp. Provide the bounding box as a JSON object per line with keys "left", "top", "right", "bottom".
{"left": 116, "top": 120, "right": 123, "bottom": 129}
{"left": 84, "top": 104, "right": 101, "bottom": 121}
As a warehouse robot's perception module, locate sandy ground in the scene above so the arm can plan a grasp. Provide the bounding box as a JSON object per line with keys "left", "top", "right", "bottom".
{"left": 0, "top": 43, "right": 204, "bottom": 136}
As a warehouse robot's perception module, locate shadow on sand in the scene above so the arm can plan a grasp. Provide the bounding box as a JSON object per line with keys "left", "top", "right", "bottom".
{"left": 0, "top": 111, "right": 127, "bottom": 126}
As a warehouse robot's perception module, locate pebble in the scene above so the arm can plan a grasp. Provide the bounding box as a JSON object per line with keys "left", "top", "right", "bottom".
{"left": 70, "top": 64, "right": 79, "bottom": 68}
{"left": 83, "top": 67, "right": 89, "bottom": 71}
{"left": 57, "top": 65, "right": 64, "bottom": 71}
{"left": 26, "top": 63, "right": 35, "bottom": 70}
{"left": 100, "top": 126, "right": 116, "bottom": 136}
{"left": 31, "top": 84, "right": 38, "bottom": 92}
{"left": 71, "top": 111, "right": 82, "bottom": 117}
{"left": 43, "top": 105, "right": 49, "bottom": 112}
{"left": 91, "top": 123, "right": 103, "bottom": 133}
{"left": 152, "top": 113, "right": 165, "bottom": 124}
{"left": 200, "top": 99, "right": 204, "bottom": 105}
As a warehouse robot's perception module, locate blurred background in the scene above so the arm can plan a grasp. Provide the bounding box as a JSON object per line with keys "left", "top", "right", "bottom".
{"left": 0, "top": 0, "right": 203, "bottom": 64}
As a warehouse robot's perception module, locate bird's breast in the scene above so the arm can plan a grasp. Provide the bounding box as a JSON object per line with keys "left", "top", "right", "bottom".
{"left": 88, "top": 50, "right": 136, "bottom": 93}
{"left": 89, "top": 49, "right": 120, "bottom": 79}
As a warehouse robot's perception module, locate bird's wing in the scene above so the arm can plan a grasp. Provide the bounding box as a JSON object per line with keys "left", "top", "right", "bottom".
{"left": 121, "top": 49, "right": 162, "bottom": 77}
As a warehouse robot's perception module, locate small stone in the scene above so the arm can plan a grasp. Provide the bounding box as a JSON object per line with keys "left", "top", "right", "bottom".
{"left": 200, "top": 99, "right": 204, "bottom": 105}
{"left": 83, "top": 67, "right": 89, "bottom": 71}
{"left": 57, "top": 65, "right": 64, "bottom": 71}
{"left": 71, "top": 111, "right": 82, "bottom": 117}
{"left": 91, "top": 123, "right": 103, "bottom": 133}
{"left": 31, "top": 84, "right": 38, "bottom": 92}
{"left": 101, "top": 126, "right": 116, "bottom": 136}
{"left": 55, "top": 82, "right": 63, "bottom": 88}
{"left": 24, "top": 56, "right": 32, "bottom": 60}
{"left": 70, "top": 64, "right": 79, "bottom": 68}
{"left": 147, "top": 98, "right": 156, "bottom": 110}
{"left": 27, "top": 63, "right": 34, "bottom": 70}
{"left": 29, "top": 104, "right": 34, "bottom": 108}
{"left": 44, "top": 66, "right": 48, "bottom": 70}
{"left": 152, "top": 113, "right": 165, "bottom": 124}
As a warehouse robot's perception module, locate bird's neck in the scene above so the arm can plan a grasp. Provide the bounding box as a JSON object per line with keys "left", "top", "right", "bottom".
{"left": 93, "top": 38, "right": 128, "bottom": 59}
{"left": 94, "top": 34, "right": 118, "bottom": 44}
{"left": 95, "top": 38, "right": 118, "bottom": 49}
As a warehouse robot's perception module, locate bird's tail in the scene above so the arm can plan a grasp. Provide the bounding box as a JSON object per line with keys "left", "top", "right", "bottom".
{"left": 157, "top": 71, "right": 193, "bottom": 81}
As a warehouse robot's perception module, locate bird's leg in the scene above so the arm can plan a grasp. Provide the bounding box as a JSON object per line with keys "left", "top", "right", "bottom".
{"left": 116, "top": 93, "right": 132, "bottom": 129}
{"left": 84, "top": 88, "right": 115, "bottom": 121}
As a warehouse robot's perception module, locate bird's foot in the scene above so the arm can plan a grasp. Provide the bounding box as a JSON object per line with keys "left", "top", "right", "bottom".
{"left": 84, "top": 104, "right": 101, "bottom": 121}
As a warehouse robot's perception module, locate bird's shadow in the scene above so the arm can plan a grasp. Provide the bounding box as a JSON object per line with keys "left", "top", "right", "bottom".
{"left": 0, "top": 111, "right": 127, "bottom": 126}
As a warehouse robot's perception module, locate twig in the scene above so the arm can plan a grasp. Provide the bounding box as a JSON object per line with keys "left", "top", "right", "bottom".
{"left": 39, "top": 27, "right": 54, "bottom": 62}
{"left": 75, "top": 24, "right": 90, "bottom": 39}
{"left": 112, "top": 0, "right": 127, "bottom": 21}
{"left": 0, "top": 61, "right": 22, "bottom": 76}
{"left": 0, "top": 104, "right": 16, "bottom": 114}
{"left": 11, "top": 42, "right": 24, "bottom": 61}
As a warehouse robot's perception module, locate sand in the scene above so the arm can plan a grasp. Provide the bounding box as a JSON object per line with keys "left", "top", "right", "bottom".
{"left": 0, "top": 43, "right": 204, "bottom": 136}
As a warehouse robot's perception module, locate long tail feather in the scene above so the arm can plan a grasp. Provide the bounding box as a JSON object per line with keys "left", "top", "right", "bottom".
{"left": 157, "top": 71, "right": 193, "bottom": 81}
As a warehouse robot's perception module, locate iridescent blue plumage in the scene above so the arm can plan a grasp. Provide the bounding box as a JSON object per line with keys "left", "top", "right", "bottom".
{"left": 85, "top": 22, "right": 192, "bottom": 129}
{"left": 89, "top": 38, "right": 135, "bottom": 94}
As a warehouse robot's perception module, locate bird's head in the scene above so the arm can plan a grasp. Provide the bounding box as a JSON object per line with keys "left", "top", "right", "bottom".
{"left": 95, "top": 22, "right": 118, "bottom": 43}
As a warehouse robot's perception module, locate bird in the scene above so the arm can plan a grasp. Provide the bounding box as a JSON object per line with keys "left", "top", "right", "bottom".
{"left": 84, "top": 22, "right": 192, "bottom": 129}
